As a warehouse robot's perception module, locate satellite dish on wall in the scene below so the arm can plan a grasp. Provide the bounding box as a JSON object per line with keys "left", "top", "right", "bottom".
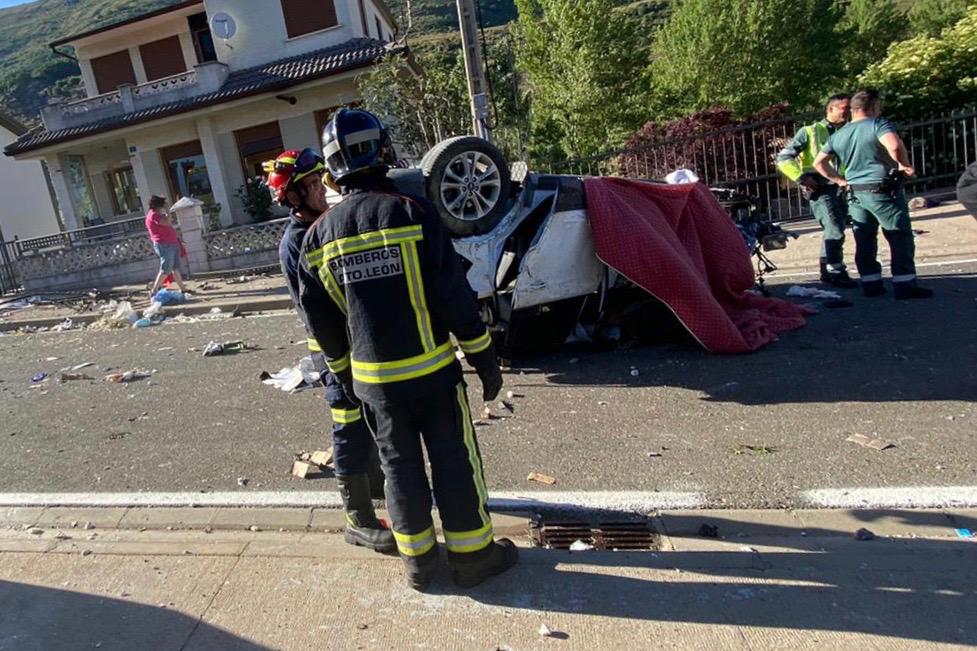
{"left": 209, "top": 12, "right": 237, "bottom": 40}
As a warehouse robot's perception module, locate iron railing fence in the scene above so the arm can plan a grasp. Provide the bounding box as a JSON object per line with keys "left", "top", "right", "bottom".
{"left": 11, "top": 215, "right": 146, "bottom": 257}
{"left": 548, "top": 110, "right": 977, "bottom": 222}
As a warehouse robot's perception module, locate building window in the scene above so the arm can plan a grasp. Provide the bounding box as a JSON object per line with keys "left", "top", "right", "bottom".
{"left": 188, "top": 12, "right": 217, "bottom": 63}
{"left": 235, "top": 122, "right": 284, "bottom": 179}
{"left": 161, "top": 141, "right": 213, "bottom": 204}
{"left": 139, "top": 35, "right": 187, "bottom": 82}
{"left": 90, "top": 50, "right": 137, "bottom": 95}
{"left": 280, "top": 0, "right": 338, "bottom": 38}
{"left": 106, "top": 166, "right": 141, "bottom": 215}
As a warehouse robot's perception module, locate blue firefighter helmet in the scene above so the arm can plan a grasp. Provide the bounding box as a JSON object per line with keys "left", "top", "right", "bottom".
{"left": 321, "top": 108, "right": 393, "bottom": 185}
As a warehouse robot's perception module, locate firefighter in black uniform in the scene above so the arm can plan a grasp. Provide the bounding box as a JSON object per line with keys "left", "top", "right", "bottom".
{"left": 266, "top": 148, "right": 394, "bottom": 553}
{"left": 297, "top": 109, "right": 518, "bottom": 591}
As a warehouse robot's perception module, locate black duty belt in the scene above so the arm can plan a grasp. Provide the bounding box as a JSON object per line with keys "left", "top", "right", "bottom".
{"left": 849, "top": 183, "right": 886, "bottom": 192}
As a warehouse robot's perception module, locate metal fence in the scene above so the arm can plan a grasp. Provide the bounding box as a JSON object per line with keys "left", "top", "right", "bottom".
{"left": 548, "top": 110, "right": 977, "bottom": 222}
{"left": 11, "top": 215, "right": 146, "bottom": 257}
{"left": 0, "top": 238, "right": 18, "bottom": 295}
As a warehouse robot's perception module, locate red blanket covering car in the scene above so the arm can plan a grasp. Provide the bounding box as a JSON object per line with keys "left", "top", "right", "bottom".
{"left": 584, "top": 177, "right": 810, "bottom": 353}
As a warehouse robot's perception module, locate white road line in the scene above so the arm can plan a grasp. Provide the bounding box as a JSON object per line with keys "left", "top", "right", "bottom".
{"left": 802, "top": 486, "right": 977, "bottom": 509}
{"left": 0, "top": 490, "right": 705, "bottom": 513}
{"left": 773, "top": 257, "right": 977, "bottom": 280}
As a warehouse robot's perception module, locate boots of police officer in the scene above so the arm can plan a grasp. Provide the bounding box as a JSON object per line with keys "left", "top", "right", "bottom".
{"left": 820, "top": 258, "right": 857, "bottom": 288}
{"left": 450, "top": 538, "right": 519, "bottom": 588}
{"left": 337, "top": 474, "right": 396, "bottom": 553}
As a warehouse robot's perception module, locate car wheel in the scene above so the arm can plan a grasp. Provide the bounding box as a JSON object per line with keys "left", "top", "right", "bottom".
{"left": 422, "top": 136, "right": 512, "bottom": 237}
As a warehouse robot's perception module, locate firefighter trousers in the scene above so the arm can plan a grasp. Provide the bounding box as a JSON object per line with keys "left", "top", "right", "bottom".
{"left": 847, "top": 189, "right": 917, "bottom": 285}
{"left": 362, "top": 381, "right": 494, "bottom": 562}
{"left": 318, "top": 359, "right": 376, "bottom": 477}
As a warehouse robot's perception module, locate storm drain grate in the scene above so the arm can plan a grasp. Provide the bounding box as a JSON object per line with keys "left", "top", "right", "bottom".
{"left": 529, "top": 517, "right": 660, "bottom": 551}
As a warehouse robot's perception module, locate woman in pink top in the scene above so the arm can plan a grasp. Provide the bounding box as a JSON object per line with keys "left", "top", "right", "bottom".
{"left": 145, "top": 195, "right": 188, "bottom": 297}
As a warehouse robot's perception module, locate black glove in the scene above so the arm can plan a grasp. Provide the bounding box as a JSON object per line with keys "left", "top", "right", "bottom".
{"left": 467, "top": 346, "right": 503, "bottom": 401}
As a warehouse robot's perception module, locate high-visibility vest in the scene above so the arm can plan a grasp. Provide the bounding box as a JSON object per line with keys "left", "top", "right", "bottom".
{"left": 777, "top": 121, "right": 841, "bottom": 181}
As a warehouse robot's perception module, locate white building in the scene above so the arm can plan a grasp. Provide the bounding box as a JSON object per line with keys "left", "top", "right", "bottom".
{"left": 0, "top": 111, "right": 60, "bottom": 241}
{"left": 3, "top": 0, "right": 396, "bottom": 231}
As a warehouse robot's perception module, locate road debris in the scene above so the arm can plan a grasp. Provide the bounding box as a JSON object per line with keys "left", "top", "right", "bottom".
{"left": 262, "top": 358, "right": 320, "bottom": 392}
{"left": 237, "top": 477, "right": 249, "bottom": 487}
{"left": 846, "top": 433, "right": 895, "bottom": 451}
{"left": 482, "top": 405, "right": 499, "bottom": 420}
{"left": 127, "top": 412, "right": 149, "bottom": 422}
{"left": 854, "top": 528, "right": 875, "bottom": 541}
{"left": 310, "top": 448, "right": 334, "bottom": 468}
{"left": 291, "top": 460, "right": 320, "bottom": 479}
{"left": 58, "top": 372, "right": 93, "bottom": 383}
{"left": 527, "top": 471, "right": 556, "bottom": 485}
{"left": 203, "top": 340, "right": 248, "bottom": 357}
{"left": 569, "top": 540, "right": 594, "bottom": 551}
{"left": 630, "top": 368, "right": 640, "bottom": 377}
{"left": 82, "top": 549, "right": 92, "bottom": 556}
{"left": 70, "top": 362, "right": 94, "bottom": 371}
{"left": 104, "top": 369, "right": 153, "bottom": 383}
{"left": 30, "top": 372, "right": 48, "bottom": 383}
{"left": 786, "top": 286, "right": 842, "bottom": 300}
{"left": 537, "top": 624, "right": 568, "bottom": 640}
{"left": 249, "top": 525, "right": 260, "bottom": 532}
{"left": 506, "top": 391, "right": 523, "bottom": 399}
{"left": 698, "top": 524, "right": 719, "bottom": 538}
{"left": 27, "top": 527, "right": 43, "bottom": 535}
{"left": 955, "top": 528, "right": 974, "bottom": 538}
{"left": 497, "top": 400, "right": 514, "bottom": 413}
{"left": 733, "top": 444, "right": 775, "bottom": 456}
{"left": 646, "top": 451, "right": 663, "bottom": 458}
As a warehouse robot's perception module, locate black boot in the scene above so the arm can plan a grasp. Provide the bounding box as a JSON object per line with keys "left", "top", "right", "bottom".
{"left": 821, "top": 267, "right": 857, "bottom": 289}
{"left": 451, "top": 538, "right": 519, "bottom": 588}
{"left": 403, "top": 544, "right": 441, "bottom": 591}
{"left": 862, "top": 280, "right": 886, "bottom": 297}
{"left": 336, "top": 474, "right": 396, "bottom": 554}
{"left": 893, "top": 283, "right": 933, "bottom": 300}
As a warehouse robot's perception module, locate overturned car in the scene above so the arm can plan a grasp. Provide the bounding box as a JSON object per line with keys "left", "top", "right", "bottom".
{"left": 387, "top": 136, "right": 798, "bottom": 358}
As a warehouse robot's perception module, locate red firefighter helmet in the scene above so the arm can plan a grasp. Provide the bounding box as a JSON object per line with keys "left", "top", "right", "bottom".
{"left": 263, "top": 148, "right": 325, "bottom": 207}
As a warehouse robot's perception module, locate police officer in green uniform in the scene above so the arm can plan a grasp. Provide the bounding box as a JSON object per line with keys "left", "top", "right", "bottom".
{"left": 777, "top": 93, "right": 856, "bottom": 288}
{"left": 814, "top": 89, "right": 932, "bottom": 299}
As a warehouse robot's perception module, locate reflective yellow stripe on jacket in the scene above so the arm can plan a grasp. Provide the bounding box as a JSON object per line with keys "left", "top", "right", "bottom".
{"left": 307, "top": 338, "right": 322, "bottom": 353}
{"left": 457, "top": 331, "right": 492, "bottom": 356}
{"left": 352, "top": 341, "right": 456, "bottom": 384}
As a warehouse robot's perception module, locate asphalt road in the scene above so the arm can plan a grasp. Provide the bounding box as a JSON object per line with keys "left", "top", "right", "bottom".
{"left": 1, "top": 261, "right": 976, "bottom": 508}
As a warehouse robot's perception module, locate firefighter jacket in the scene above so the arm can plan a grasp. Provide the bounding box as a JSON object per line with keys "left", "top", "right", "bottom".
{"left": 776, "top": 119, "right": 842, "bottom": 182}
{"left": 279, "top": 213, "right": 324, "bottom": 356}
{"left": 297, "top": 178, "right": 494, "bottom": 405}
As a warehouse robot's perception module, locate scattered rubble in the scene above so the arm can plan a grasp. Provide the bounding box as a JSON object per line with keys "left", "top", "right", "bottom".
{"left": 846, "top": 433, "right": 895, "bottom": 452}
{"left": 30, "top": 372, "right": 47, "bottom": 383}
{"left": 291, "top": 460, "right": 319, "bottom": 479}
{"left": 955, "top": 528, "right": 974, "bottom": 538}
{"left": 203, "top": 340, "right": 247, "bottom": 357}
{"left": 291, "top": 448, "right": 334, "bottom": 478}
{"left": 237, "top": 477, "right": 249, "bottom": 487}
{"left": 786, "top": 286, "right": 842, "bottom": 300}
{"left": 104, "top": 369, "right": 153, "bottom": 383}
{"left": 733, "top": 444, "right": 774, "bottom": 456}
{"left": 569, "top": 540, "right": 594, "bottom": 551}
{"left": 497, "top": 400, "right": 514, "bottom": 413}
{"left": 58, "top": 372, "right": 93, "bottom": 383}
{"left": 310, "top": 449, "right": 334, "bottom": 468}
{"left": 527, "top": 471, "right": 556, "bottom": 485}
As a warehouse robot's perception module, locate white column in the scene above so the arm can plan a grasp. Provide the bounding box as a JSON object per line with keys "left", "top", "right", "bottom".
{"left": 195, "top": 116, "right": 234, "bottom": 227}
{"left": 44, "top": 154, "right": 80, "bottom": 231}
{"left": 178, "top": 32, "right": 198, "bottom": 67}
{"left": 128, "top": 146, "right": 170, "bottom": 207}
{"left": 170, "top": 197, "right": 211, "bottom": 274}
{"left": 78, "top": 59, "right": 98, "bottom": 98}
{"left": 279, "top": 113, "right": 320, "bottom": 151}
{"left": 129, "top": 46, "right": 148, "bottom": 84}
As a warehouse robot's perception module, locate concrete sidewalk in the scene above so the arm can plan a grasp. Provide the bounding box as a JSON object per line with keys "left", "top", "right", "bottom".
{"left": 2, "top": 507, "right": 975, "bottom": 650}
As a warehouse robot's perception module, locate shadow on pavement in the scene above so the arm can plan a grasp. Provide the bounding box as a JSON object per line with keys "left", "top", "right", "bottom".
{"left": 0, "top": 581, "right": 271, "bottom": 651}
{"left": 517, "top": 274, "right": 977, "bottom": 405}
{"left": 450, "top": 511, "right": 977, "bottom": 645}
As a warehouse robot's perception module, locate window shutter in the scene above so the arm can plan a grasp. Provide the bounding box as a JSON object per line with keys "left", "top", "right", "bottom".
{"left": 140, "top": 35, "right": 188, "bottom": 81}
{"left": 91, "top": 50, "right": 137, "bottom": 94}
{"left": 280, "top": 0, "right": 338, "bottom": 38}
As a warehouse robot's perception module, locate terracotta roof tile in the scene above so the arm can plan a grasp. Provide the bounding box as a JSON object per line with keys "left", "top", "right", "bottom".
{"left": 5, "top": 38, "right": 390, "bottom": 156}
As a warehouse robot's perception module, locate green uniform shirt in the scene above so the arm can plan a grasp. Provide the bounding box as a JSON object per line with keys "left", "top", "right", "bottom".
{"left": 822, "top": 118, "right": 898, "bottom": 185}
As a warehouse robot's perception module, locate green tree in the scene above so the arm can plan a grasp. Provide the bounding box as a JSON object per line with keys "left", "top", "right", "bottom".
{"left": 908, "top": 0, "right": 976, "bottom": 36}
{"left": 860, "top": 5, "right": 977, "bottom": 119}
{"left": 649, "top": 0, "right": 842, "bottom": 117}
{"left": 837, "top": 0, "right": 907, "bottom": 81}
{"left": 514, "top": 0, "right": 651, "bottom": 163}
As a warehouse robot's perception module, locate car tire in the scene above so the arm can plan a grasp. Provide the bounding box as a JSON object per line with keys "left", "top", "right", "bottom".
{"left": 422, "top": 136, "right": 512, "bottom": 237}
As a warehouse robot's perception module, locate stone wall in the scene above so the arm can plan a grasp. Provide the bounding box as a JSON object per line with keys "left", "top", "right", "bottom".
{"left": 18, "top": 233, "right": 161, "bottom": 292}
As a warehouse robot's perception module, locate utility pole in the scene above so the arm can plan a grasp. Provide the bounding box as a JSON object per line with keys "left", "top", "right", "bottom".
{"left": 456, "top": 0, "right": 492, "bottom": 143}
